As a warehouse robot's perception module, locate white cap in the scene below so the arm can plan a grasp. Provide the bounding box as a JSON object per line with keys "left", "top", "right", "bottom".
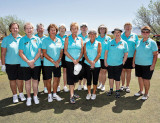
{"left": 59, "top": 24, "right": 66, "bottom": 28}
{"left": 73, "top": 63, "right": 82, "bottom": 75}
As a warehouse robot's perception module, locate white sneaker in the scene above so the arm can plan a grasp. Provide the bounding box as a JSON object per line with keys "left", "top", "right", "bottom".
{"left": 53, "top": 94, "right": 62, "bottom": 101}
{"left": 63, "top": 86, "right": 69, "bottom": 92}
{"left": 134, "top": 91, "right": 144, "bottom": 97}
{"left": 19, "top": 93, "right": 26, "bottom": 101}
{"left": 120, "top": 86, "right": 125, "bottom": 91}
{"left": 86, "top": 94, "right": 91, "bottom": 100}
{"left": 91, "top": 94, "right": 96, "bottom": 100}
{"left": 141, "top": 94, "right": 149, "bottom": 100}
{"left": 125, "top": 87, "right": 130, "bottom": 93}
{"left": 44, "top": 87, "right": 48, "bottom": 93}
{"left": 57, "top": 86, "right": 61, "bottom": 92}
{"left": 83, "top": 85, "right": 88, "bottom": 90}
{"left": 33, "top": 96, "right": 39, "bottom": 104}
{"left": 97, "top": 83, "right": 102, "bottom": 89}
{"left": 26, "top": 97, "right": 32, "bottom": 106}
{"left": 13, "top": 95, "right": 19, "bottom": 103}
{"left": 78, "top": 85, "right": 82, "bottom": 90}
{"left": 101, "top": 85, "right": 105, "bottom": 91}
{"left": 48, "top": 94, "right": 53, "bottom": 102}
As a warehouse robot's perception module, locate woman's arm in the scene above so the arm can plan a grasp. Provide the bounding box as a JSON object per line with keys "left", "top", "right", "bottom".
{"left": 104, "top": 50, "right": 108, "bottom": 67}
{"left": 84, "top": 43, "right": 92, "bottom": 65}
{"left": 93, "top": 42, "right": 102, "bottom": 63}
{"left": 42, "top": 49, "right": 56, "bottom": 65}
{"left": 1, "top": 48, "right": 6, "bottom": 65}
{"left": 150, "top": 51, "right": 158, "bottom": 71}
{"left": 132, "top": 51, "right": 136, "bottom": 68}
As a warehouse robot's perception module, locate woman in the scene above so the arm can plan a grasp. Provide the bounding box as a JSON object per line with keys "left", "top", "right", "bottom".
{"left": 84, "top": 29, "right": 101, "bottom": 100}
{"left": 19, "top": 22, "right": 41, "bottom": 106}
{"left": 104, "top": 28, "right": 128, "bottom": 98}
{"left": 97, "top": 24, "right": 111, "bottom": 91}
{"left": 56, "top": 24, "right": 69, "bottom": 92}
{"left": 1, "top": 22, "right": 26, "bottom": 103}
{"left": 35, "top": 23, "right": 48, "bottom": 93}
{"left": 42, "top": 24, "right": 63, "bottom": 102}
{"left": 133, "top": 26, "right": 158, "bottom": 100}
{"left": 120, "top": 23, "right": 139, "bottom": 93}
{"left": 64, "top": 22, "right": 83, "bottom": 104}
{"left": 77, "top": 23, "right": 89, "bottom": 91}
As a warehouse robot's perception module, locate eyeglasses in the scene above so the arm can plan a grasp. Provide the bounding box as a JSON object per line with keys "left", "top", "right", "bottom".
{"left": 141, "top": 31, "right": 150, "bottom": 34}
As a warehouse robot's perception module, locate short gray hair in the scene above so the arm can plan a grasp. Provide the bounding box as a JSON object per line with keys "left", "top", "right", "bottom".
{"left": 36, "top": 23, "right": 44, "bottom": 29}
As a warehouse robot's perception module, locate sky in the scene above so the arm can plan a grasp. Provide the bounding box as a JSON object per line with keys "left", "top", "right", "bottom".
{"left": 0, "top": 0, "right": 156, "bottom": 31}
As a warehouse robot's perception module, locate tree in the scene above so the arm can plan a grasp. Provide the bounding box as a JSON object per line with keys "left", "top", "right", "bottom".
{"left": 0, "top": 15, "right": 25, "bottom": 36}
{"left": 133, "top": 0, "right": 160, "bottom": 34}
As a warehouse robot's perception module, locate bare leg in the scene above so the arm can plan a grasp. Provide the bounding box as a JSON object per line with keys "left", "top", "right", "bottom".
{"left": 121, "top": 69, "right": 125, "bottom": 86}
{"left": 101, "top": 69, "right": 107, "bottom": 86}
{"left": 109, "top": 79, "right": 114, "bottom": 89}
{"left": 46, "top": 79, "right": 52, "bottom": 94}
{"left": 98, "top": 69, "right": 103, "bottom": 84}
{"left": 17, "top": 80, "right": 24, "bottom": 93}
{"left": 115, "top": 81, "right": 120, "bottom": 90}
{"left": 10, "top": 80, "right": 17, "bottom": 95}
{"left": 53, "top": 77, "right": 59, "bottom": 93}
{"left": 25, "top": 79, "right": 31, "bottom": 98}
{"left": 69, "top": 85, "right": 75, "bottom": 97}
{"left": 126, "top": 69, "right": 132, "bottom": 87}
{"left": 138, "top": 77, "right": 144, "bottom": 92}
{"left": 87, "top": 85, "right": 91, "bottom": 94}
{"left": 32, "top": 79, "right": 38, "bottom": 96}
{"left": 93, "top": 85, "right": 97, "bottom": 94}
{"left": 143, "top": 79, "right": 150, "bottom": 95}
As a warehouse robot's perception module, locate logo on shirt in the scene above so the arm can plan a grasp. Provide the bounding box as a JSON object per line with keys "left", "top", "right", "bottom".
{"left": 24, "top": 42, "right": 29, "bottom": 45}
{"left": 111, "top": 44, "right": 115, "bottom": 46}
{"left": 130, "top": 36, "right": 133, "bottom": 39}
{"left": 145, "top": 42, "right": 149, "bottom": 46}
{"left": 33, "top": 39, "right": 37, "bottom": 43}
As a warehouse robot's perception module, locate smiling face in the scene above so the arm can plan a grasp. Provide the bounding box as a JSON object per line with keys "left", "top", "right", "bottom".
{"left": 114, "top": 30, "right": 122, "bottom": 39}
{"left": 141, "top": 30, "right": 150, "bottom": 39}
{"left": 10, "top": 24, "right": 19, "bottom": 35}
{"left": 59, "top": 26, "right": 66, "bottom": 35}
{"left": 25, "top": 24, "right": 34, "bottom": 36}
{"left": 124, "top": 25, "right": 132, "bottom": 33}
{"left": 80, "top": 26, "right": 88, "bottom": 34}
{"left": 99, "top": 27, "right": 106, "bottom": 35}
{"left": 71, "top": 25, "right": 78, "bottom": 35}
{"left": 89, "top": 32, "right": 96, "bottom": 41}
{"left": 49, "top": 27, "right": 57, "bottom": 36}
{"left": 37, "top": 25, "right": 44, "bottom": 34}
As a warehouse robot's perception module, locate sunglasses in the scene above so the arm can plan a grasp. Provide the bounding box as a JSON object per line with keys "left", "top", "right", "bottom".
{"left": 141, "top": 31, "right": 150, "bottom": 34}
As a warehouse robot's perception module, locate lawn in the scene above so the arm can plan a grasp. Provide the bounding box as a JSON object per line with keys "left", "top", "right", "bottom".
{"left": 0, "top": 60, "right": 160, "bottom": 123}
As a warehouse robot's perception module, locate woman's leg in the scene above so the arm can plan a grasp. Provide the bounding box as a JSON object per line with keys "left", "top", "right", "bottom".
{"left": 25, "top": 79, "right": 31, "bottom": 98}
{"left": 10, "top": 80, "right": 17, "bottom": 95}
{"left": 32, "top": 79, "right": 38, "bottom": 96}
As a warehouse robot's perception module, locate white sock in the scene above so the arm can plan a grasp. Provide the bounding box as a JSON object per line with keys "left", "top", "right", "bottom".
{"left": 53, "top": 93, "right": 57, "bottom": 97}
{"left": 13, "top": 94, "right": 17, "bottom": 97}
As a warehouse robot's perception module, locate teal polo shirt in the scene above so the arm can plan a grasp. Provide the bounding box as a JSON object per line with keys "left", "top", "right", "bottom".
{"left": 106, "top": 39, "right": 128, "bottom": 66}
{"left": 121, "top": 32, "right": 139, "bottom": 58}
{"left": 135, "top": 38, "right": 158, "bottom": 65}
{"left": 84, "top": 40, "right": 101, "bottom": 67}
{"left": 78, "top": 33, "right": 89, "bottom": 45}
{"left": 96, "top": 35, "right": 111, "bottom": 59}
{"left": 56, "top": 34, "right": 67, "bottom": 48}
{"left": 42, "top": 36, "right": 63, "bottom": 66}
{"left": 19, "top": 35, "right": 42, "bottom": 67}
{"left": 1, "top": 34, "right": 22, "bottom": 64}
{"left": 65, "top": 35, "right": 82, "bottom": 62}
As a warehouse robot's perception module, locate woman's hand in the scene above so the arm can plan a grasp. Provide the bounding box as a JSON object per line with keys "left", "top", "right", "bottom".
{"left": 91, "top": 61, "right": 95, "bottom": 69}
{"left": 104, "top": 61, "right": 108, "bottom": 67}
{"left": 73, "top": 59, "right": 78, "bottom": 65}
{"left": 150, "top": 65, "right": 155, "bottom": 71}
{"left": 27, "top": 59, "right": 35, "bottom": 68}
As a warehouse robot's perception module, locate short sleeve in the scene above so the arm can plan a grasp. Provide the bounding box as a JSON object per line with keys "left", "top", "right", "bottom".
{"left": 124, "top": 42, "right": 128, "bottom": 53}
{"left": 19, "top": 38, "right": 24, "bottom": 50}
{"left": 42, "top": 38, "right": 46, "bottom": 49}
{"left": 151, "top": 40, "right": 158, "bottom": 52}
{"left": 1, "top": 38, "right": 7, "bottom": 48}
{"left": 38, "top": 39, "right": 42, "bottom": 49}
{"left": 108, "top": 36, "right": 111, "bottom": 42}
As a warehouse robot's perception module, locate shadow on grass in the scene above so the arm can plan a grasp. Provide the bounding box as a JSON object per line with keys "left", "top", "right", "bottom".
{"left": 0, "top": 90, "right": 144, "bottom": 116}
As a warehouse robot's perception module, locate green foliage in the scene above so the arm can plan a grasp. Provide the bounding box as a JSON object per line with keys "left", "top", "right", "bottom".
{"left": 133, "top": 0, "right": 160, "bottom": 35}
{"left": 0, "top": 15, "right": 25, "bottom": 36}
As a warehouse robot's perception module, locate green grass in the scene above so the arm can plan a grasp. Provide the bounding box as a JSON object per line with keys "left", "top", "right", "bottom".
{"left": 0, "top": 69, "right": 160, "bottom": 122}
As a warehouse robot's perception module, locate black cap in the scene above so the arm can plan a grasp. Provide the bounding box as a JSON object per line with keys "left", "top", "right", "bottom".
{"left": 111, "top": 28, "right": 123, "bottom": 34}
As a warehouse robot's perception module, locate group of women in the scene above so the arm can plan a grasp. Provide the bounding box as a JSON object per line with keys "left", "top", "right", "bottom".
{"left": 1, "top": 22, "right": 158, "bottom": 106}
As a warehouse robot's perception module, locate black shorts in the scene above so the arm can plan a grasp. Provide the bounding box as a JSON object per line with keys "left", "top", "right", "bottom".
{"left": 85, "top": 64, "right": 100, "bottom": 86}
{"left": 43, "top": 66, "right": 61, "bottom": 80}
{"left": 108, "top": 64, "right": 123, "bottom": 81}
{"left": 6, "top": 64, "right": 24, "bottom": 80}
{"left": 123, "top": 57, "right": 134, "bottom": 69}
{"left": 100, "top": 59, "right": 108, "bottom": 69}
{"left": 66, "top": 61, "right": 83, "bottom": 85}
{"left": 21, "top": 66, "right": 41, "bottom": 81}
{"left": 79, "top": 57, "right": 87, "bottom": 80}
{"left": 61, "top": 52, "right": 67, "bottom": 68}
{"left": 38, "top": 61, "right": 47, "bottom": 81}
{"left": 135, "top": 64, "right": 154, "bottom": 80}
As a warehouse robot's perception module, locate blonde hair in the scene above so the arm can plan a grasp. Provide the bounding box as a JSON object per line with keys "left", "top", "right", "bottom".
{"left": 70, "top": 22, "right": 79, "bottom": 31}
{"left": 124, "top": 22, "right": 132, "bottom": 28}
{"left": 141, "top": 26, "right": 151, "bottom": 32}
{"left": 24, "top": 22, "right": 34, "bottom": 30}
